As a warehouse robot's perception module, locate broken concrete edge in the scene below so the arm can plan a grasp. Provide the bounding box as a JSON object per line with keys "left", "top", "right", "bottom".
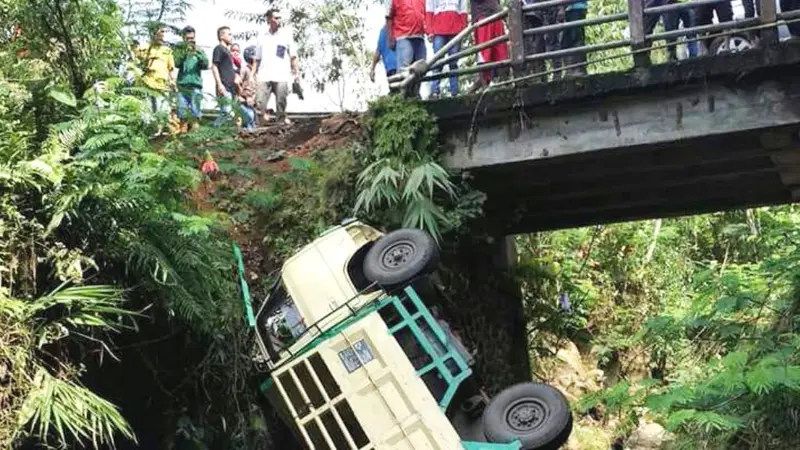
{"left": 426, "top": 41, "right": 800, "bottom": 124}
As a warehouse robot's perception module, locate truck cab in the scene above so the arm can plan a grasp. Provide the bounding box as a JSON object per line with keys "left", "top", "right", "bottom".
{"left": 238, "top": 220, "right": 572, "bottom": 450}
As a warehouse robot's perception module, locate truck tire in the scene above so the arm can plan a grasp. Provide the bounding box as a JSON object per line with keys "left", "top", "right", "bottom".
{"left": 362, "top": 228, "right": 439, "bottom": 286}
{"left": 483, "top": 383, "right": 572, "bottom": 450}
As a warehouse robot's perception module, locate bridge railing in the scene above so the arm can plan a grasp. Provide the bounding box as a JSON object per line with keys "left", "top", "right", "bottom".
{"left": 388, "top": 0, "right": 800, "bottom": 92}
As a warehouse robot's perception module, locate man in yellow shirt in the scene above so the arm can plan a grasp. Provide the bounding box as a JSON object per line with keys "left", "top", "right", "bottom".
{"left": 137, "top": 26, "right": 176, "bottom": 136}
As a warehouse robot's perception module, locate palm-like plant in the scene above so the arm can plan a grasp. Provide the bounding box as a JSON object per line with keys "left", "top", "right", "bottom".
{"left": 355, "top": 95, "right": 458, "bottom": 242}
{"left": 1, "top": 285, "right": 137, "bottom": 449}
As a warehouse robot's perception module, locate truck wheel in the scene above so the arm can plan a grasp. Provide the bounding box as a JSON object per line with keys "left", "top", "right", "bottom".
{"left": 483, "top": 383, "right": 572, "bottom": 450}
{"left": 363, "top": 228, "right": 439, "bottom": 286}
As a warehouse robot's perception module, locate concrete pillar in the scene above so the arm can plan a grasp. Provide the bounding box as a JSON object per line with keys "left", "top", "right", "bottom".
{"left": 490, "top": 235, "right": 518, "bottom": 270}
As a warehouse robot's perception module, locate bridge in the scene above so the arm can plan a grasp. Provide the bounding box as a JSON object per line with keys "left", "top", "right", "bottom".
{"left": 393, "top": 0, "right": 800, "bottom": 235}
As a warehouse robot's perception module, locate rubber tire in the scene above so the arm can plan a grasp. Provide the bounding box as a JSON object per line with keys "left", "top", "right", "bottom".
{"left": 709, "top": 34, "right": 754, "bottom": 55}
{"left": 362, "top": 228, "right": 439, "bottom": 286}
{"left": 483, "top": 383, "right": 573, "bottom": 450}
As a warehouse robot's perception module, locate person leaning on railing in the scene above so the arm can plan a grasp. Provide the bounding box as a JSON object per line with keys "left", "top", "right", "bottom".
{"left": 466, "top": 0, "right": 510, "bottom": 93}
{"left": 559, "top": 0, "right": 588, "bottom": 77}
{"left": 643, "top": 0, "right": 696, "bottom": 62}
{"left": 522, "top": 0, "right": 563, "bottom": 82}
{"left": 690, "top": 0, "right": 733, "bottom": 54}
{"left": 781, "top": 0, "right": 800, "bottom": 37}
{"left": 385, "top": 0, "right": 427, "bottom": 98}
{"left": 425, "top": 0, "right": 469, "bottom": 98}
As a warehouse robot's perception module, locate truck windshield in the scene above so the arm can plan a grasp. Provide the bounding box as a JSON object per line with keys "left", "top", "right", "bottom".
{"left": 258, "top": 279, "right": 307, "bottom": 354}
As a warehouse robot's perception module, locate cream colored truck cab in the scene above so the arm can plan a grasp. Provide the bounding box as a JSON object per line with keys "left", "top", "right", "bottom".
{"left": 237, "top": 219, "right": 573, "bottom": 450}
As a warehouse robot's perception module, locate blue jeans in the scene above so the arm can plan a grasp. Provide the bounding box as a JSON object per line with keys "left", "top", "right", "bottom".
{"left": 396, "top": 37, "right": 427, "bottom": 72}
{"left": 176, "top": 87, "right": 202, "bottom": 120}
{"left": 238, "top": 103, "right": 256, "bottom": 130}
{"left": 213, "top": 89, "right": 234, "bottom": 127}
{"left": 431, "top": 35, "right": 460, "bottom": 96}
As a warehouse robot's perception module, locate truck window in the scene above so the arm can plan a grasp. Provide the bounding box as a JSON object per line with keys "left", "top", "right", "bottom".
{"left": 260, "top": 280, "right": 307, "bottom": 352}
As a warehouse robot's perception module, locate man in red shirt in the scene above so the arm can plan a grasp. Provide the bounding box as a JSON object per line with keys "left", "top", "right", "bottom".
{"left": 469, "top": 0, "right": 508, "bottom": 92}
{"left": 426, "top": 0, "right": 468, "bottom": 98}
{"left": 386, "top": 0, "right": 427, "bottom": 96}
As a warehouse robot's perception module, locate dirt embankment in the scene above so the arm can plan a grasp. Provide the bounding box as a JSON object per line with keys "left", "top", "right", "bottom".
{"left": 191, "top": 112, "right": 365, "bottom": 284}
{"left": 234, "top": 113, "right": 363, "bottom": 172}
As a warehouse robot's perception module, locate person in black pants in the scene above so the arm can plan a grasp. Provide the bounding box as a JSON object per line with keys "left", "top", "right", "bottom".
{"left": 742, "top": 0, "right": 759, "bottom": 18}
{"left": 522, "top": 0, "right": 563, "bottom": 81}
{"left": 691, "top": 0, "right": 734, "bottom": 53}
{"left": 644, "top": 0, "right": 694, "bottom": 61}
{"left": 781, "top": 0, "right": 800, "bottom": 36}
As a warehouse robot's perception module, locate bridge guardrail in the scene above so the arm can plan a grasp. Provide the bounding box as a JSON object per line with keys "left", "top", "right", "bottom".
{"left": 389, "top": 0, "right": 800, "bottom": 93}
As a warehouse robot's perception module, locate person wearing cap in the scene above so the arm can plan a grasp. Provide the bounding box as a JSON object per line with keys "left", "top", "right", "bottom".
{"left": 174, "top": 25, "right": 209, "bottom": 133}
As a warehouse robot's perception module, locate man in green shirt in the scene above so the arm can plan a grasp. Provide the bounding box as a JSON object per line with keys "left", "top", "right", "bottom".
{"left": 174, "top": 26, "right": 209, "bottom": 133}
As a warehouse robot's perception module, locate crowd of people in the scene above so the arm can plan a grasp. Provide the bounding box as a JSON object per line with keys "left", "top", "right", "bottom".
{"left": 372, "top": 0, "right": 800, "bottom": 97}
{"left": 133, "top": 8, "right": 301, "bottom": 137}
{"left": 371, "top": 0, "right": 591, "bottom": 99}
{"left": 132, "top": 0, "right": 800, "bottom": 132}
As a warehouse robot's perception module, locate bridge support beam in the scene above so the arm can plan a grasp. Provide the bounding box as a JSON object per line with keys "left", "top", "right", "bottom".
{"left": 437, "top": 64, "right": 800, "bottom": 233}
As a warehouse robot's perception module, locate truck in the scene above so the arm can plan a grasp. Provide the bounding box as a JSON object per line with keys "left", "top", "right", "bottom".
{"left": 234, "top": 219, "right": 573, "bottom": 450}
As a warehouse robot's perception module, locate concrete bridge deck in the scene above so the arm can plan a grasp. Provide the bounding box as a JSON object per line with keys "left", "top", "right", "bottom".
{"left": 427, "top": 43, "right": 800, "bottom": 234}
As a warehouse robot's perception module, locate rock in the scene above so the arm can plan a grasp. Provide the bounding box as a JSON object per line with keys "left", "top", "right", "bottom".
{"left": 266, "top": 150, "right": 286, "bottom": 162}
{"left": 626, "top": 422, "right": 674, "bottom": 450}
{"left": 563, "top": 417, "right": 614, "bottom": 450}
{"left": 556, "top": 341, "right": 586, "bottom": 378}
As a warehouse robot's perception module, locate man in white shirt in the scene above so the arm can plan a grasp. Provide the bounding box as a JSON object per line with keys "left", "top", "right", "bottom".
{"left": 252, "top": 9, "right": 299, "bottom": 125}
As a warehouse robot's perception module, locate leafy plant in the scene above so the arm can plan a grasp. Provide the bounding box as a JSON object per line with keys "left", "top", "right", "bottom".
{"left": 354, "top": 95, "right": 481, "bottom": 242}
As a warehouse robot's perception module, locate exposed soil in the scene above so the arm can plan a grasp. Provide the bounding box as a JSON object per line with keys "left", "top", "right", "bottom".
{"left": 233, "top": 112, "right": 363, "bottom": 172}
{"left": 188, "top": 112, "right": 365, "bottom": 284}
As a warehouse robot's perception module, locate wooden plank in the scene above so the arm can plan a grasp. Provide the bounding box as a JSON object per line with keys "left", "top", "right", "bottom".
{"left": 508, "top": 0, "right": 526, "bottom": 73}
{"left": 485, "top": 167, "right": 783, "bottom": 214}
{"left": 500, "top": 175, "right": 790, "bottom": 233}
{"left": 760, "top": 0, "right": 778, "bottom": 45}
{"left": 627, "top": 0, "right": 650, "bottom": 67}
{"left": 770, "top": 147, "right": 800, "bottom": 186}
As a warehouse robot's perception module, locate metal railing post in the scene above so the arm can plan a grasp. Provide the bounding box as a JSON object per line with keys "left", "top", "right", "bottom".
{"left": 508, "top": 0, "right": 526, "bottom": 77}
{"left": 627, "top": 0, "right": 650, "bottom": 67}
{"left": 759, "top": 0, "right": 778, "bottom": 45}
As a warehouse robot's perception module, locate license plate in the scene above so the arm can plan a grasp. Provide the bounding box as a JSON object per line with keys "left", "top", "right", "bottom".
{"left": 338, "top": 339, "right": 374, "bottom": 373}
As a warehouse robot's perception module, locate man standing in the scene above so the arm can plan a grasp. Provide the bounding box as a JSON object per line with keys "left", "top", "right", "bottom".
{"left": 385, "top": 0, "right": 427, "bottom": 97}
{"left": 691, "top": 0, "right": 734, "bottom": 53}
{"left": 426, "top": 0, "right": 468, "bottom": 98}
{"left": 174, "top": 26, "right": 208, "bottom": 133}
{"left": 137, "top": 25, "right": 176, "bottom": 136}
{"left": 252, "top": 9, "right": 299, "bottom": 126}
{"left": 211, "top": 26, "right": 238, "bottom": 128}
{"left": 370, "top": 25, "right": 398, "bottom": 85}
{"left": 560, "top": 0, "right": 588, "bottom": 77}
{"left": 522, "top": 0, "right": 562, "bottom": 82}
{"left": 468, "top": 0, "right": 508, "bottom": 93}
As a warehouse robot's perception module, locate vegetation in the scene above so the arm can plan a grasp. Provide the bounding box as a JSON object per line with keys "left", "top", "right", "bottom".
{"left": 520, "top": 211, "right": 800, "bottom": 449}
{"left": 2, "top": 0, "right": 800, "bottom": 449}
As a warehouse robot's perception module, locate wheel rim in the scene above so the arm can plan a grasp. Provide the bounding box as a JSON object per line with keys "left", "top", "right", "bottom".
{"left": 717, "top": 36, "right": 752, "bottom": 54}
{"left": 504, "top": 398, "right": 549, "bottom": 433}
{"left": 380, "top": 240, "right": 416, "bottom": 270}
